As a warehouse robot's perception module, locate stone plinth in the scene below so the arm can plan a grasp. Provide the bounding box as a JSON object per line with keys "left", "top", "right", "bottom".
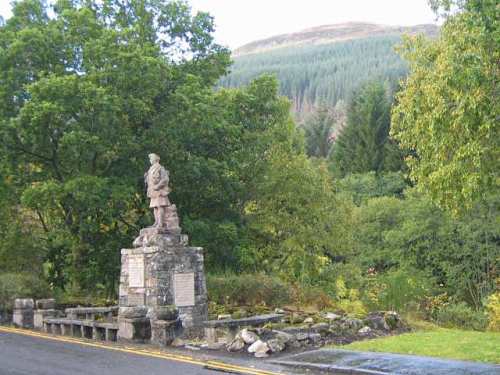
{"left": 151, "top": 319, "right": 181, "bottom": 346}
{"left": 34, "top": 309, "right": 59, "bottom": 330}
{"left": 118, "top": 228, "right": 208, "bottom": 340}
{"left": 117, "top": 317, "right": 151, "bottom": 342}
{"left": 13, "top": 298, "right": 34, "bottom": 329}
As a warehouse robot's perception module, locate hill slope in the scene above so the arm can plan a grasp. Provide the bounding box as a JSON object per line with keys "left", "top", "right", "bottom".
{"left": 220, "top": 23, "right": 439, "bottom": 115}
{"left": 233, "top": 22, "right": 438, "bottom": 57}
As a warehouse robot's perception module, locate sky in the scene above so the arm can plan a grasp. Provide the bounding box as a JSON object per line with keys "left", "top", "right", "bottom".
{"left": 0, "top": 0, "right": 438, "bottom": 49}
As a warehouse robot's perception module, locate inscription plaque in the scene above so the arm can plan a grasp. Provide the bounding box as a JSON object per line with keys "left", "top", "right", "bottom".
{"left": 128, "top": 254, "right": 145, "bottom": 288}
{"left": 174, "top": 273, "right": 195, "bottom": 307}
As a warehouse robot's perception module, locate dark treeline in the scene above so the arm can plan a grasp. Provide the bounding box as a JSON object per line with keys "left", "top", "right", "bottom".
{"left": 220, "top": 36, "right": 409, "bottom": 114}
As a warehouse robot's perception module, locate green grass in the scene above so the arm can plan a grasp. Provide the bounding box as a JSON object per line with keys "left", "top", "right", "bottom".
{"left": 336, "top": 327, "right": 500, "bottom": 364}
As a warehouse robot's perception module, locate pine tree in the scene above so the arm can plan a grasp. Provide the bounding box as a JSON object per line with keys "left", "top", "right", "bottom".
{"left": 329, "top": 82, "right": 403, "bottom": 177}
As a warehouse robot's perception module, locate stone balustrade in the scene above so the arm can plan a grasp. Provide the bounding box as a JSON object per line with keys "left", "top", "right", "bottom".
{"left": 64, "top": 306, "right": 118, "bottom": 322}
{"left": 44, "top": 318, "right": 118, "bottom": 342}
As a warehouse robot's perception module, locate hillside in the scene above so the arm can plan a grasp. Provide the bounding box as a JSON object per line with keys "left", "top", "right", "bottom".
{"left": 233, "top": 22, "right": 438, "bottom": 57}
{"left": 220, "top": 23, "right": 439, "bottom": 115}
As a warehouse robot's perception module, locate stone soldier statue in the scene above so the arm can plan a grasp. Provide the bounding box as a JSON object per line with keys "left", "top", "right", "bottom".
{"left": 144, "top": 153, "right": 180, "bottom": 232}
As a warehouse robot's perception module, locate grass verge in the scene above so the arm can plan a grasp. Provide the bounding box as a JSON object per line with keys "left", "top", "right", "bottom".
{"left": 335, "top": 326, "right": 500, "bottom": 364}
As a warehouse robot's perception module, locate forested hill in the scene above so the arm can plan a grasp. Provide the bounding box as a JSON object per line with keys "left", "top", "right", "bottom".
{"left": 220, "top": 23, "right": 439, "bottom": 115}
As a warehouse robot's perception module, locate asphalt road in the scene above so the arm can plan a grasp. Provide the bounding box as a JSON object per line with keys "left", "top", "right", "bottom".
{"left": 0, "top": 330, "right": 234, "bottom": 375}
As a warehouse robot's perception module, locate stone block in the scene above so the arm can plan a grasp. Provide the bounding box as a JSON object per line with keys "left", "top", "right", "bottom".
{"left": 34, "top": 309, "right": 59, "bottom": 330}
{"left": 35, "top": 299, "right": 56, "bottom": 310}
{"left": 117, "top": 317, "right": 151, "bottom": 342}
{"left": 148, "top": 305, "right": 178, "bottom": 321}
{"left": 151, "top": 319, "right": 180, "bottom": 346}
{"left": 13, "top": 309, "right": 34, "bottom": 328}
{"left": 119, "top": 306, "right": 147, "bottom": 319}
{"left": 14, "top": 298, "right": 34, "bottom": 310}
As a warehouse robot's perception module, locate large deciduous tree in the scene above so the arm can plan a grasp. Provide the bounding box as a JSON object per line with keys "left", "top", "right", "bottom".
{"left": 391, "top": 0, "right": 499, "bottom": 213}
{"left": 1, "top": 1, "right": 352, "bottom": 297}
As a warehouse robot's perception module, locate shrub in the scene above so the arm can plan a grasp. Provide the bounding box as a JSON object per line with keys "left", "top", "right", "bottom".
{"left": 290, "top": 283, "right": 334, "bottom": 311}
{"left": 334, "top": 277, "right": 366, "bottom": 317}
{"left": 433, "top": 302, "right": 488, "bottom": 331}
{"left": 207, "top": 273, "right": 292, "bottom": 307}
{"left": 486, "top": 292, "right": 500, "bottom": 332}
{"left": 365, "top": 268, "right": 433, "bottom": 313}
{"left": 0, "top": 272, "right": 50, "bottom": 312}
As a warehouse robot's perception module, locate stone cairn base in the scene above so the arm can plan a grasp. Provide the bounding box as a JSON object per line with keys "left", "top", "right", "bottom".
{"left": 118, "top": 227, "right": 208, "bottom": 340}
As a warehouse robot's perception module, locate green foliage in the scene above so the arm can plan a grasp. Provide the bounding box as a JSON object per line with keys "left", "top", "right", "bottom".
{"left": 221, "top": 36, "right": 410, "bottom": 113}
{"left": 365, "top": 268, "right": 434, "bottom": 313}
{"left": 486, "top": 291, "right": 500, "bottom": 332}
{"left": 301, "top": 101, "right": 346, "bottom": 159}
{"left": 337, "top": 171, "right": 407, "bottom": 205}
{"left": 0, "top": 273, "right": 50, "bottom": 311}
{"left": 350, "top": 186, "right": 499, "bottom": 309}
{"left": 330, "top": 81, "right": 404, "bottom": 177}
{"left": 432, "top": 302, "right": 488, "bottom": 331}
{"left": 1, "top": 0, "right": 323, "bottom": 297}
{"left": 302, "top": 107, "right": 336, "bottom": 158}
{"left": 0, "top": 0, "right": 232, "bottom": 296}
{"left": 243, "top": 153, "right": 355, "bottom": 283}
{"left": 391, "top": 1, "right": 499, "bottom": 213}
{"left": 207, "top": 273, "right": 292, "bottom": 307}
{"left": 333, "top": 278, "right": 366, "bottom": 317}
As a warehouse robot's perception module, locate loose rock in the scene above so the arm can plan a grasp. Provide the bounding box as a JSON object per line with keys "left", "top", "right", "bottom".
{"left": 308, "top": 333, "right": 322, "bottom": 344}
{"left": 240, "top": 328, "right": 259, "bottom": 344}
{"left": 217, "top": 314, "right": 231, "bottom": 320}
{"left": 358, "top": 326, "right": 372, "bottom": 334}
{"left": 171, "top": 338, "right": 185, "bottom": 347}
{"left": 274, "top": 331, "right": 295, "bottom": 345}
{"left": 303, "top": 317, "right": 314, "bottom": 324}
{"left": 248, "top": 340, "right": 270, "bottom": 358}
{"left": 295, "top": 332, "right": 309, "bottom": 341}
{"left": 267, "top": 338, "right": 285, "bottom": 353}
{"left": 384, "top": 311, "right": 402, "bottom": 330}
{"left": 365, "top": 312, "right": 390, "bottom": 331}
{"left": 312, "top": 322, "right": 330, "bottom": 334}
{"left": 344, "top": 318, "right": 363, "bottom": 330}
{"left": 227, "top": 337, "right": 245, "bottom": 352}
{"left": 324, "top": 312, "right": 341, "bottom": 321}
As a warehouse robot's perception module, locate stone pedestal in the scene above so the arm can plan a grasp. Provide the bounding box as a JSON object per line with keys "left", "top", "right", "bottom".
{"left": 13, "top": 298, "right": 34, "bottom": 329}
{"left": 118, "top": 228, "right": 208, "bottom": 341}
{"left": 117, "top": 317, "right": 151, "bottom": 342}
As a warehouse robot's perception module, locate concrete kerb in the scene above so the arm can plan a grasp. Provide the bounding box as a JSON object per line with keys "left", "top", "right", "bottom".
{"left": 271, "top": 349, "right": 500, "bottom": 375}
{"left": 269, "top": 360, "right": 387, "bottom": 375}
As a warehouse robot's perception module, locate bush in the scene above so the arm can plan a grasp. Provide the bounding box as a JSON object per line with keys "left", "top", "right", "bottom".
{"left": 334, "top": 277, "right": 366, "bottom": 317}
{"left": 486, "top": 292, "right": 500, "bottom": 332}
{"left": 290, "top": 283, "right": 335, "bottom": 311}
{"left": 364, "top": 268, "right": 433, "bottom": 313}
{"left": 207, "top": 273, "right": 292, "bottom": 307}
{"left": 0, "top": 272, "right": 50, "bottom": 312}
{"left": 433, "top": 302, "right": 488, "bottom": 331}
